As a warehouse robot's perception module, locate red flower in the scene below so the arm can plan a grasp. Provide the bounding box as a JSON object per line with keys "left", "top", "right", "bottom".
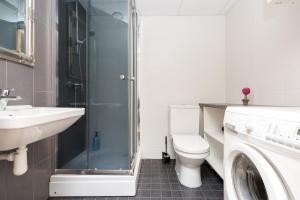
{"left": 242, "top": 87, "right": 251, "bottom": 95}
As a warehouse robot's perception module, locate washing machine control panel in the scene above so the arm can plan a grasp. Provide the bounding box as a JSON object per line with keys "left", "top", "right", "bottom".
{"left": 225, "top": 112, "right": 300, "bottom": 150}
{"left": 264, "top": 122, "right": 300, "bottom": 149}
{"left": 244, "top": 119, "right": 300, "bottom": 150}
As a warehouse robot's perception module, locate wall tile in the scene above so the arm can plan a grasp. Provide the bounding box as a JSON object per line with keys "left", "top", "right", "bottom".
{"left": 6, "top": 61, "right": 34, "bottom": 105}
{"left": 5, "top": 145, "right": 34, "bottom": 200}
{"left": 251, "top": 91, "right": 285, "bottom": 106}
{"left": 284, "top": 64, "right": 300, "bottom": 91}
{"left": 226, "top": 0, "right": 300, "bottom": 106}
{"left": 0, "top": 162, "right": 8, "bottom": 200}
{"left": 35, "top": 0, "right": 52, "bottom": 26}
{"left": 34, "top": 21, "right": 52, "bottom": 92}
{"left": 34, "top": 137, "right": 53, "bottom": 165}
{"left": 34, "top": 91, "right": 54, "bottom": 107}
{"left": 140, "top": 16, "right": 226, "bottom": 158}
{"left": 284, "top": 90, "right": 300, "bottom": 106}
{"left": 33, "top": 156, "right": 53, "bottom": 200}
{"left": 0, "top": 0, "right": 56, "bottom": 199}
{"left": 0, "top": 59, "right": 6, "bottom": 88}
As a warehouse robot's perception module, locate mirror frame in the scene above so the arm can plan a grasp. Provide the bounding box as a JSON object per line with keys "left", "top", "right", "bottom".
{"left": 0, "top": 0, "right": 35, "bottom": 66}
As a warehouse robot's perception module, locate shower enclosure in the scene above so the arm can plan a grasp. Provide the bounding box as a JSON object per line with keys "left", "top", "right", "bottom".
{"left": 50, "top": 0, "right": 140, "bottom": 196}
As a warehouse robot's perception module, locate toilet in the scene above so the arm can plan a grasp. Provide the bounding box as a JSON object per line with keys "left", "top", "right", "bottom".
{"left": 169, "top": 105, "right": 210, "bottom": 188}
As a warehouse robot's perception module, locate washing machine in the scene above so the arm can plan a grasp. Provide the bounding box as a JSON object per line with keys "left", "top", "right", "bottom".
{"left": 223, "top": 106, "right": 300, "bottom": 200}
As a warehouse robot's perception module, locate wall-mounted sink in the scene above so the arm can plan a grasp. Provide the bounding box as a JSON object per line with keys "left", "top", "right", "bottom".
{"left": 0, "top": 105, "right": 85, "bottom": 175}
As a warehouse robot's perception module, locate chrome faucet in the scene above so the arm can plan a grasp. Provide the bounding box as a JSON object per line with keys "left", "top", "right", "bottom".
{"left": 0, "top": 88, "right": 22, "bottom": 111}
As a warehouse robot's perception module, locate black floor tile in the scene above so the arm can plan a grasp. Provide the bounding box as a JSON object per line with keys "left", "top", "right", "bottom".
{"left": 50, "top": 159, "right": 224, "bottom": 200}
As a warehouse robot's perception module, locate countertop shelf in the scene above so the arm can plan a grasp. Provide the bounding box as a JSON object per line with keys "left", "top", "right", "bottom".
{"left": 199, "top": 103, "right": 234, "bottom": 109}
{"left": 204, "top": 130, "right": 224, "bottom": 144}
{"left": 198, "top": 103, "right": 293, "bottom": 109}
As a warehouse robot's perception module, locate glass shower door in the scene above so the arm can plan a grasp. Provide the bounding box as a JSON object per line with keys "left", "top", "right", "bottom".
{"left": 88, "top": 0, "right": 130, "bottom": 170}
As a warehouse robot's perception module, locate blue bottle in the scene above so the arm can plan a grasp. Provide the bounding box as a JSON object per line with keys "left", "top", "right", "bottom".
{"left": 92, "top": 132, "right": 100, "bottom": 151}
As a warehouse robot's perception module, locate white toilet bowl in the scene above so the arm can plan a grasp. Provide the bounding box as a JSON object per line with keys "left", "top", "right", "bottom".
{"left": 169, "top": 105, "right": 210, "bottom": 188}
{"left": 172, "top": 135, "right": 210, "bottom": 188}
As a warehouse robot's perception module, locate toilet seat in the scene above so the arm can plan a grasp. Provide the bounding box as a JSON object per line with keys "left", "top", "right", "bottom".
{"left": 175, "top": 148, "right": 210, "bottom": 159}
{"left": 173, "top": 135, "right": 209, "bottom": 154}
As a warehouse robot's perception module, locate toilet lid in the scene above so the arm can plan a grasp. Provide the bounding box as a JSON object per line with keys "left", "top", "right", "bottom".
{"left": 173, "top": 135, "right": 209, "bottom": 154}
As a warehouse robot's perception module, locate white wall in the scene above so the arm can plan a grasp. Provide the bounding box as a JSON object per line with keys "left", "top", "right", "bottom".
{"left": 226, "top": 0, "right": 300, "bottom": 105}
{"left": 140, "top": 16, "right": 226, "bottom": 158}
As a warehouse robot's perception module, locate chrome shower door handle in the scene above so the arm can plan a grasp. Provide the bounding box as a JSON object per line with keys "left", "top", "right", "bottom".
{"left": 120, "top": 75, "right": 126, "bottom": 80}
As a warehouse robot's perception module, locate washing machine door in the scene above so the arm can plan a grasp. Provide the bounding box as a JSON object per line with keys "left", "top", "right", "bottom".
{"left": 225, "top": 143, "right": 290, "bottom": 200}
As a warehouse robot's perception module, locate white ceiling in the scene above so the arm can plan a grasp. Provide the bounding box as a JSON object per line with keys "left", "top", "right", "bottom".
{"left": 136, "top": 0, "right": 238, "bottom": 16}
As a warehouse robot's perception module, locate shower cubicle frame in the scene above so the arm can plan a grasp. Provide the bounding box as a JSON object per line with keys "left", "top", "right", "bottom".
{"left": 49, "top": 0, "right": 141, "bottom": 197}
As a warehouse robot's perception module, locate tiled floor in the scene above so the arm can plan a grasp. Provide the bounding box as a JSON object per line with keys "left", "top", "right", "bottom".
{"left": 51, "top": 159, "right": 224, "bottom": 200}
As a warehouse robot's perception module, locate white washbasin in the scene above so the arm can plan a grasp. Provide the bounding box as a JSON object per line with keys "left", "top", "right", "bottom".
{"left": 0, "top": 105, "right": 85, "bottom": 151}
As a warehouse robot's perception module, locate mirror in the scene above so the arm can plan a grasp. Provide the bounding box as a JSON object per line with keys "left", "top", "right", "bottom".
{"left": 0, "top": 0, "right": 34, "bottom": 66}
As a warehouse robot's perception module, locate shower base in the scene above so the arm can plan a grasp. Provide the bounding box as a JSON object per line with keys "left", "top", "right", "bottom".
{"left": 49, "top": 150, "right": 141, "bottom": 197}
